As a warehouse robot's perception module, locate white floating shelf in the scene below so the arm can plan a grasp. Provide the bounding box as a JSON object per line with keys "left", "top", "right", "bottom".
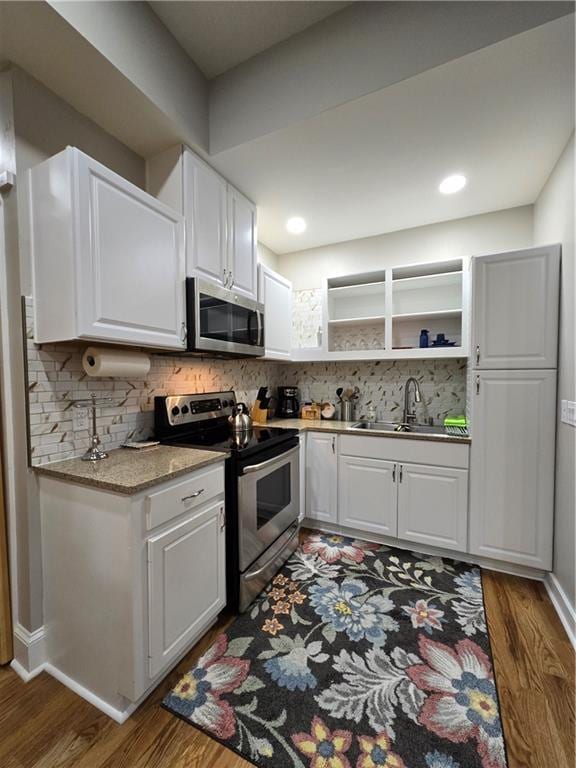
{"left": 328, "top": 314, "right": 387, "bottom": 326}
{"left": 392, "top": 309, "right": 462, "bottom": 320}
{"left": 290, "top": 346, "right": 467, "bottom": 362}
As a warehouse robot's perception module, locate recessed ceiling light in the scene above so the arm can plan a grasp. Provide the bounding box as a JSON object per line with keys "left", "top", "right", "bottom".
{"left": 439, "top": 174, "right": 467, "bottom": 194}
{"left": 286, "top": 216, "right": 307, "bottom": 234}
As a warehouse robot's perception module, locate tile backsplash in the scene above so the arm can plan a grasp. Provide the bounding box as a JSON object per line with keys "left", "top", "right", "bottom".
{"left": 25, "top": 298, "right": 467, "bottom": 466}
{"left": 286, "top": 359, "right": 467, "bottom": 424}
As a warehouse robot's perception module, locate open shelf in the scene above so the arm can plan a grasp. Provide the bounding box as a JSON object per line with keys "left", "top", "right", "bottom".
{"left": 329, "top": 314, "right": 387, "bottom": 327}
{"left": 392, "top": 309, "right": 462, "bottom": 321}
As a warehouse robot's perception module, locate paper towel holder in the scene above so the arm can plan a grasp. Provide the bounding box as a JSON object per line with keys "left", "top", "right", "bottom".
{"left": 72, "top": 393, "right": 117, "bottom": 461}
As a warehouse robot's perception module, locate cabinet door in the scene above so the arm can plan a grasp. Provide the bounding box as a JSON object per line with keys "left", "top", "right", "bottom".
{"left": 469, "top": 370, "right": 556, "bottom": 569}
{"left": 227, "top": 187, "right": 257, "bottom": 299}
{"left": 147, "top": 500, "right": 225, "bottom": 678}
{"left": 75, "top": 151, "right": 186, "bottom": 349}
{"left": 338, "top": 455, "right": 397, "bottom": 536}
{"left": 183, "top": 150, "right": 228, "bottom": 286}
{"left": 397, "top": 463, "right": 468, "bottom": 551}
{"left": 305, "top": 433, "right": 338, "bottom": 523}
{"left": 472, "top": 246, "right": 560, "bottom": 369}
{"left": 258, "top": 265, "right": 292, "bottom": 360}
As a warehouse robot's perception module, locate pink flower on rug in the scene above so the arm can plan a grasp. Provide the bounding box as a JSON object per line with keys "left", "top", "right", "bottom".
{"left": 292, "top": 716, "right": 352, "bottom": 768}
{"left": 169, "top": 634, "right": 249, "bottom": 740}
{"left": 402, "top": 599, "right": 445, "bottom": 633}
{"left": 407, "top": 636, "right": 506, "bottom": 768}
{"left": 302, "top": 533, "right": 378, "bottom": 564}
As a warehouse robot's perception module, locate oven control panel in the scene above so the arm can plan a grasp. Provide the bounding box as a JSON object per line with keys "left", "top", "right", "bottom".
{"left": 162, "top": 391, "right": 237, "bottom": 427}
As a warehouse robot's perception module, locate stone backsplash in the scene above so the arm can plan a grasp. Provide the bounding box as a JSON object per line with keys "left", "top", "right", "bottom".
{"left": 286, "top": 359, "right": 467, "bottom": 423}
{"left": 25, "top": 298, "right": 467, "bottom": 465}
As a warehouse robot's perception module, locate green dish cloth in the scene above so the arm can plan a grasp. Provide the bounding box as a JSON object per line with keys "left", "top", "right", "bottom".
{"left": 444, "top": 415, "right": 468, "bottom": 427}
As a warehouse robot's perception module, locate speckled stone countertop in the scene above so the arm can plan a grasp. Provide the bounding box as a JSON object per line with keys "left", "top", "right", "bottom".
{"left": 34, "top": 446, "right": 228, "bottom": 495}
{"left": 268, "top": 418, "right": 471, "bottom": 444}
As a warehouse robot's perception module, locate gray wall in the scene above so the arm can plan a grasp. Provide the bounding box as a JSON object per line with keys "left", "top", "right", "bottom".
{"left": 276, "top": 206, "right": 534, "bottom": 289}
{"left": 533, "top": 133, "right": 575, "bottom": 613}
{"left": 4, "top": 67, "right": 145, "bottom": 634}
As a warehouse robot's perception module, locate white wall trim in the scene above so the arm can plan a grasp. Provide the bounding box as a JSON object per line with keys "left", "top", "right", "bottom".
{"left": 11, "top": 622, "right": 47, "bottom": 680}
{"left": 44, "top": 664, "right": 137, "bottom": 724}
{"left": 544, "top": 572, "right": 576, "bottom": 649}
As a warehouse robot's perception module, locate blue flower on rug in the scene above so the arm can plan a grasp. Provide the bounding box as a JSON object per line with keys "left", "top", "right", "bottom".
{"left": 309, "top": 577, "right": 399, "bottom": 645}
{"left": 426, "top": 751, "right": 461, "bottom": 768}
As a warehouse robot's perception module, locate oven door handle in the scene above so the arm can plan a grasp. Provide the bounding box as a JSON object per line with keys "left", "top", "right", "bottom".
{"left": 241, "top": 445, "right": 299, "bottom": 475}
{"left": 244, "top": 524, "right": 300, "bottom": 581}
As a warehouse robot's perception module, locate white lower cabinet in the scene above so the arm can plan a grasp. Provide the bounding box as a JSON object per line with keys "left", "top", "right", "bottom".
{"left": 338, "top": 455, "right": 397, "bottom": 536}
{"left": 307, "top": 432, "right": 469, "bottom": 554}
{"left": 306, "top": 432, "right": 338, "bottom": 523}
{"left": 39, "top": 461, "right": 226, "bottom": 721}
{"left": 397, "top": 463, "right": 468, "bottom": 551}
{"left": 148, "top": 500, "right": 225, "bottom": 677}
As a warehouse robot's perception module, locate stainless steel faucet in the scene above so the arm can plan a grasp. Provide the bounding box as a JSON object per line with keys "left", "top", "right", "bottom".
{"left": 402, "top": 377, "right": 422, "bottom": 424}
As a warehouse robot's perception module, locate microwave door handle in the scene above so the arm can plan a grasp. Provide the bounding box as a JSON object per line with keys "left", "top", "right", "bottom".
{"left": 241, "top": 445, "right": 299, "bottom": 475}
{"left": 256, "top": 310, "right": 263, "bottom": 346}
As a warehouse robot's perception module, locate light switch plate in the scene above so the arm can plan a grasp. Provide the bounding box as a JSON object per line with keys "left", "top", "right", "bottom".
{"left": 560, "top": 400, "right": 576, "bottom": 427}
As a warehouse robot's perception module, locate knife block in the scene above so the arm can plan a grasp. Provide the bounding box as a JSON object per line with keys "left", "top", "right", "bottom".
{"left": 251, "top": 402, "right": 268, "bottom": 424}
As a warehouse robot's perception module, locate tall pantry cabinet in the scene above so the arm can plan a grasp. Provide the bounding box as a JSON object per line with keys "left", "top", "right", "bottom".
{"left": 469, "top": 245, "right": 560, "bottom": 570}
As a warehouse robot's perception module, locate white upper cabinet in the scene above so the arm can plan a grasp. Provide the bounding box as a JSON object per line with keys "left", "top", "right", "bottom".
{"left": 258, "top": 264, "right": 292, "bottom": 360}
{"left": 183, "top": 150, "right": 228, "bottom": 286}
{"left": 31, "top": 147, "right": 186, "bottom": 350}
{"left": 471, "top": 245, "right": 560, "bottom": 369}
{"left": 147, "top": 145, "right": 258, "bottom": 300}
{"left": 227, "top": 186, "right": 257, "bottom": 299}
{"left": 469, "top": 369, "right": 556, "bottom": 569}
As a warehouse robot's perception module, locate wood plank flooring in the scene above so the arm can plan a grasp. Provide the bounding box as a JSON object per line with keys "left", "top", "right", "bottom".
{"left": 0, "top": 572, "right": 573, "bottom": 768}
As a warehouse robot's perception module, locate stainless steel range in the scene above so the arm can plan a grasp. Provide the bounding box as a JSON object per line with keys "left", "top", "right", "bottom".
{"left": 154, "top": 391, "right": 300, "bottom": 611}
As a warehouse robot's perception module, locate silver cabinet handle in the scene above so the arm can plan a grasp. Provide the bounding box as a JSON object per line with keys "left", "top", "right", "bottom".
{"left": 392, "top": 463, "right": 396, "bottom": 483}
{"left": 229, "top": 274, "right": 234, "bottom": 289}
{"left": 219, "top": 505, "right": 225, "bottom": 531}
{"left": 476, "top": 375, "right": 480, "bottom": 395}
{"left": 181, "top": 488, "right": 204, "bottom": 503}
{"left": 476, "top": 345, "right": 480, "bottom": 365}
{"left": 332, "top": 436, "right": 336, "bottom": 454}
{"left": 180, "top": 322, "right": 187, "bottom": 343}
{"left": 223, "top": 268, "right": 228, "bottom": 287}
{"left": 399, "top": 464, "right": 403, "bottom": 483}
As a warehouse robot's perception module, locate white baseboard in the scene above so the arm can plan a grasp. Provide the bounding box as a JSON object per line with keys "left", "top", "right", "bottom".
{"left": 44, "top": 664, "right": 136, "bottom": 724}
{"left": 544, "top": 573, "right": 576, "bottom": 649}
{"left": 11, "top": 623, "right": 47, "bottom": 681}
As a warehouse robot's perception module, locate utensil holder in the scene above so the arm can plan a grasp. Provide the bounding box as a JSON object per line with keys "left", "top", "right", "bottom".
{"left": 341, "top": 401, "right": 355, "bottom": 422}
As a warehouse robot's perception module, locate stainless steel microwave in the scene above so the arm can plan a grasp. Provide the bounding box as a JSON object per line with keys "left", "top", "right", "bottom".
{"left": 186, "top": 278, "right": 265, "bottom": 357}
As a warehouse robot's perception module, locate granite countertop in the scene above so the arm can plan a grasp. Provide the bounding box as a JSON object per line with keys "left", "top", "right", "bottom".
{"left": 268, "top": 418, "right": 471, "bottom": 444}
{"left": 34, "top": 445, "right": 228, "bottom": 495}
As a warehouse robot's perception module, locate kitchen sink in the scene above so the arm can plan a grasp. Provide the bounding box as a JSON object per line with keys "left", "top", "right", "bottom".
{"left": 350, "top": 421, "right": 449, "bottom": 435}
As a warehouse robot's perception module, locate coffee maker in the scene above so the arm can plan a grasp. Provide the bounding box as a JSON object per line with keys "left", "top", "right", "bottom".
{"left": 277, "top": 386, "right": 300, "bottom": 418}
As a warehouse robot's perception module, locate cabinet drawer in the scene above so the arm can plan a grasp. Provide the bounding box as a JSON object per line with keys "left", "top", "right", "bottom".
{"left": 339, "top": 434, "right": 469, "bottom": 469}
{"left": 145, "top": 463, "right": 224, "bottom": 530}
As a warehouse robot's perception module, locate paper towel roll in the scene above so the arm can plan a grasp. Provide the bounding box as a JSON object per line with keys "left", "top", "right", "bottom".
{"left": 82, "top": 347, "right": 151, "bottom": 378}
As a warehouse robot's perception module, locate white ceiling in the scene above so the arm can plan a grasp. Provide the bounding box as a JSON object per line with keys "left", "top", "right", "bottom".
{"left": 209, "top": 16, "right": 574, "bottom": 254}
{"left": 149, "top": 1, "right": 350, "bottom": 79}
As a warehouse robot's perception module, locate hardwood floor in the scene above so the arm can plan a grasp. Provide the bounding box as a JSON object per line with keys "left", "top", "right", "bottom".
{"left": 0, "top": 573, "right": 573, "bottom": 768}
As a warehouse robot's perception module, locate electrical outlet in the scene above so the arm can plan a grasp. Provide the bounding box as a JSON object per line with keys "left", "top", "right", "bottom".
{"left": 73, "top": 407, "right": 89, "bottom": 431}
{"left": 560, "top": 400, "right": 576, "bottom": 427}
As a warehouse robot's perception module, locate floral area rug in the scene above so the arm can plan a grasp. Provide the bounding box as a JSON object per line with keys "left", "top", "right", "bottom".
{"left": 163, "top": 532, "right": 508, "bottom": 768}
